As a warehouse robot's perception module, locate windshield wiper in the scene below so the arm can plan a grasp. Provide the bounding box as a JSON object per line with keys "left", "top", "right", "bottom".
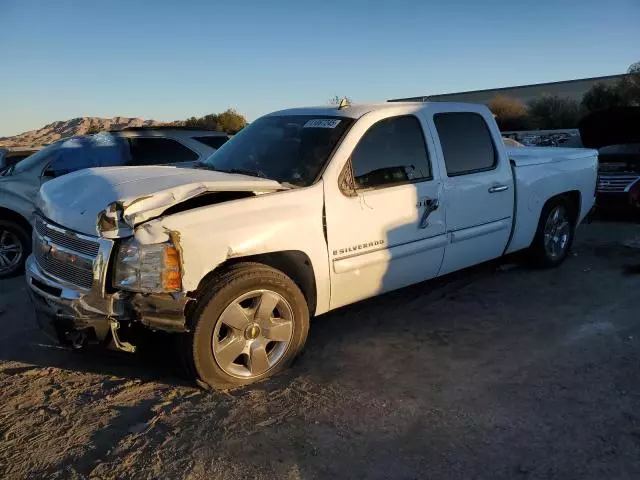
{"left": 215, "top": 167, "right": 267, "bottom": 179}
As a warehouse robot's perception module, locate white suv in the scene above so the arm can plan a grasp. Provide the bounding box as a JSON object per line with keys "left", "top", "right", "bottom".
{"left": 0, "top": 128, "right": 229, "bottom": 277}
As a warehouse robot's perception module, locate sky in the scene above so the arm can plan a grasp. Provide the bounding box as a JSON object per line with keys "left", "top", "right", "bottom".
{"left": 0, "top": 0, "right": 638, "bottom": 137}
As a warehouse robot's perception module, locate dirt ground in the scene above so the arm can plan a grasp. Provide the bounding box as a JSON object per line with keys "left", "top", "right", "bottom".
{"left": 1, "top": 221, "right": 640, "bottom": 480}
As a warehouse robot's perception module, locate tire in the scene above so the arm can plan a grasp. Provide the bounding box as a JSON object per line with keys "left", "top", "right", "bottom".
{"left": 528, "top": 199, "right": 575, "bottom": 268}
{"left": 182, "top": 262, "right": 310, "bottom": 390}
{"left": 0, "top": 220, "right": 31, "bottom": 278}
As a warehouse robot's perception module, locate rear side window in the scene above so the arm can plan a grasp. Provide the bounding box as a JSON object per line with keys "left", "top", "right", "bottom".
{"left": 434, "top": 113, "right": 497, "bottom": 176}
{"left": 127, "top": 138, "right": 198, "bottom": 165}
{"left": 350, "top": 115, "right": 431, "bottom": 190}
{"left": 193, "top": 136, "right": 229, "bottom": 150}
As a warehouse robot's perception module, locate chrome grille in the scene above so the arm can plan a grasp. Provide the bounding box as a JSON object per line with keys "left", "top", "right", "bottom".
{"left": 35, "top": 216, "right": 99, "bottom": 257}
{"left": 597, "top": 174, "right": 640, "bottom": 193}
{"left": 33, "top": 217, "right": 99, "bottom": 290}
{"left": 33, "top": 241, "right": 94, "bottom": 289}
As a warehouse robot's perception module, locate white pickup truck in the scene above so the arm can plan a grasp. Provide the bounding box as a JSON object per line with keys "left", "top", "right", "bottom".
{"left": 26, "top": 102, "right": 597, "bottom": 389}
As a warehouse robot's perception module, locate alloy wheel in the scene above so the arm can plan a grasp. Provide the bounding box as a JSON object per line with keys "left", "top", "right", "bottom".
{"left": 212, "top": 289, "right": 294, "bottom": 378}
{"left": 0, "top": 229, "right": 23, "bottom": 274}
{"left": 543, "top": 206, "right": 571, "bottom": 260}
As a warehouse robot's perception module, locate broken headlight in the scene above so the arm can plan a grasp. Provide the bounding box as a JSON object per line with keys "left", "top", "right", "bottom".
{"left": 113, "top": 238, "right": 182, "bottom": 293}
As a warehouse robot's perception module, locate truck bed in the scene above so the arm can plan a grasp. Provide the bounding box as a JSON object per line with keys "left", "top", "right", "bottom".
{"left": 508, "top": 147, "right": 597, "bottom": 167}
{"left": 506, "top": 147, "right": 598, "bottom": 255}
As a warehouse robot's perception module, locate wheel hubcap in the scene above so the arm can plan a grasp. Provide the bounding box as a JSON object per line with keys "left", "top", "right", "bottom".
{"left": 0, "top": 229, "right": 23, "bottom": 273}
{"left": 543, "top": 206, "right": 570, "bottom": 260}
{"left": 212, "top": 289, "right": 294, "bottom": 378}
{"left": 244, "top": 324, "right": 261, "bottom": 340}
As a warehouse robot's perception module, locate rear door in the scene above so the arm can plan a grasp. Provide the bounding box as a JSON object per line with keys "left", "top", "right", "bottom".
{"left": 428, "top": 107, "right": 514, "bottom": 275}
{"left": 324, "top": 111, "right": 446, "bottom": 310}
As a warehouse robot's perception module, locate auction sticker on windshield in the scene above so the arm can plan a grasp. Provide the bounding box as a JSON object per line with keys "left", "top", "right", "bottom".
{"left": 303, "top": 119, "right": 342, "bottom": 129}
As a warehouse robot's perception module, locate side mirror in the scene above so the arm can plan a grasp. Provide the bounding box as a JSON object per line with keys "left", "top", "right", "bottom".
{"left": 338, "top": 160, "right": 358, "bottom": 198}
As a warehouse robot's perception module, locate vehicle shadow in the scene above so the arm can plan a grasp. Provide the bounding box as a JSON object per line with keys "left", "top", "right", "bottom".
{"left": 0, "top": 256, "right": 500, "bottom": 389}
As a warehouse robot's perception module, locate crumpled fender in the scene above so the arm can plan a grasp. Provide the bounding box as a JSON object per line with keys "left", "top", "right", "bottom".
{"left": 130, "top": 182, "right": 331, "bottom": 314}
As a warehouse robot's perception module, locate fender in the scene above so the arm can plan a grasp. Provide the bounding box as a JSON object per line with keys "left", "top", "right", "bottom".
{"left": 0, "top": 176, "right": 41, "bottom": 226}
{"left": 132, "top": 181, "right": 332, "bottom": 315}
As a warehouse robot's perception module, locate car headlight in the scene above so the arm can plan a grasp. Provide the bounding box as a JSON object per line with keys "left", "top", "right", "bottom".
{"left": 113, "top": 238, "right": 182, "bottom": 293}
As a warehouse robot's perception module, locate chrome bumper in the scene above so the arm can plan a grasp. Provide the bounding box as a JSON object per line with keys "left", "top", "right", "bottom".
{"left": 25, "top": 255, "right": 124, "bottom": 345}
{"left": 26, "top": 254, "right": 191, "bottom": 347}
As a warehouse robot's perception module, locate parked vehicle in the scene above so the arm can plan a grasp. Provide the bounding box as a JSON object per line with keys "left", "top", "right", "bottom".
{"left": 0, "top": 128, "right": 229, "bottom": 277}
{"left": 578, "top": 107, "right": 640, "bottom": 213}
{"left": 0, "top": 147, "right": 41, "bottom": 170}
{"left": 26, "top": 102, "right": 597, "bottom": 389}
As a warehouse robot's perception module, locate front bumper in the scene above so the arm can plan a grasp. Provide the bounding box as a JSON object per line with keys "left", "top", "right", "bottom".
{"left": 25, "top": 255, "right": 121, "bottom": 345}
{"left": 26, "top": 254, "right": 192, "bottom": 348}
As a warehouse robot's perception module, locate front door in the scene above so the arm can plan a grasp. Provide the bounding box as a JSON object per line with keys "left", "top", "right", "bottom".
{"left": 429, "top": 109, "right": 514, "bottom": 275}
{"left": 324, "top": 113, "right": 447, "bottom": 310}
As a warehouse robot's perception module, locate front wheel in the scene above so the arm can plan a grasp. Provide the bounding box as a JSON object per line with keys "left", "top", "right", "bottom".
{"left": 182, "top": 263, "right": 310, "bottom": 389}
{"left": 0, "top": 220, "right": 31, "bottom": 278}
{"left": 528, "top": 201, "right": 574, "bottom": 268}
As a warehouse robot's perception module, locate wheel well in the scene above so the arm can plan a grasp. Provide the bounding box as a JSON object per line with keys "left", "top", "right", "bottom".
{"left": 0, "top": 207, "right": 32, "bottom": 235}
{"left": 195, "top": 251, "right": 318, "bottom": 316}
{"left": 545, "top": 191, "right": 581, "bottom": 225}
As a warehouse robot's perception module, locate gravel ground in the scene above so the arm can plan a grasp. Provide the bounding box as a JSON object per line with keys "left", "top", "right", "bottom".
{"left": 1, "top": 221, "right": 639, "bottom": 480}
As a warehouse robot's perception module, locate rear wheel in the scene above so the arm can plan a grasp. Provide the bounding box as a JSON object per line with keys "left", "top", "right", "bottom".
{"left": 0, "top": 220, "right": 30, "bottom": 278}
{"left": 528, "top": 200, "right": 574, "bottom": 267}
{"left": 182, "top": 263, "right": 310, "bottom": 389}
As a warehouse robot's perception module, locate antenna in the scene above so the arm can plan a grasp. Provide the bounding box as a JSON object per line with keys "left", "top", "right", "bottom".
{"left": 338, "top": 98, "right": 350, "bottom": 109}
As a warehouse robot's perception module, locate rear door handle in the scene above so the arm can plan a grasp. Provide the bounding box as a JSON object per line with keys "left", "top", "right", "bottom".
{"left": 488, "top": 185, "right": 509, "bottom": 193}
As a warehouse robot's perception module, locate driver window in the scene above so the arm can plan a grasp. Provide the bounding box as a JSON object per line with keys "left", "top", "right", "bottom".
{"left": 350, "top": 115, "right": 431, "bottom": 190}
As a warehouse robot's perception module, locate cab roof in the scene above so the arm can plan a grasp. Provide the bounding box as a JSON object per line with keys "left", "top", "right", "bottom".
{"left": 266, "top": 102, "right": 429, "bottom": 120}
{"left": 266, "top": 101, "right": 489, "bottom": 120}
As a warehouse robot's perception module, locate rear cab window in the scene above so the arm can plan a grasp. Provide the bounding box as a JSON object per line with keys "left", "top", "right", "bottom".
{"left": 434, "top": 112, "right": 497, "bottom": 176}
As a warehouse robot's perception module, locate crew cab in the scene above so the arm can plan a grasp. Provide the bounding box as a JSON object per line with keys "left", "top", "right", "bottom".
{"left": 25, "top": 102, "right": 597, "bottom": 389}
{"left": 0, "top": 128, "right": 229, "bottom": 277}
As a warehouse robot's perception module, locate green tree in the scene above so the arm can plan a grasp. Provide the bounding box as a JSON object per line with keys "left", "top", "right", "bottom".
{"left": 527, "top": 95, "right": 580, "bottom": 129}
{"left": 581, "top": 82, "right": 625, "bottom": 112}
{"left": 183, "top": 116, "right": 201, "bottom": 128}
{"left": 182, "top": 109, "right": 247, "bottom": 133}
{"left": 487, "top": 95, "right": 530, "bottom": 130}
{"left": 617, "top": 61, "right": 640, "bottom": 106}
{"left": 215, "top": 109, "right": 247, "bottom": 134}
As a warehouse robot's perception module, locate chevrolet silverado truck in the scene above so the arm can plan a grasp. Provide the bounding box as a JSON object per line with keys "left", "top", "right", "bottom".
{"left": 26, "top": 102, "right": 597, "bottom": 389}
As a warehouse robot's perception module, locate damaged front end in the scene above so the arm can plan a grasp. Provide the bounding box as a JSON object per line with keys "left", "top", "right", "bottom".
{"left": 28, "top": 177, "right": 284, "bottom": 352}
{"left": 25, "top": 225, "right": 194, "bottom": 352}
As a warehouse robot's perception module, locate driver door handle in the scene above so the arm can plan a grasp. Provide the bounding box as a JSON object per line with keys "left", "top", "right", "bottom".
{"left": 488, "top": 185, "right": 509, "bottom": 193}
{"left": 419, "top": 198, "right": 439, "bottom": 229}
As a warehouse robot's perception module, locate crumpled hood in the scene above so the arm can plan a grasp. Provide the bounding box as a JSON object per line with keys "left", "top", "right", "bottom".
{"left": 37, "top": 165, "right": 285, "bottom": 237}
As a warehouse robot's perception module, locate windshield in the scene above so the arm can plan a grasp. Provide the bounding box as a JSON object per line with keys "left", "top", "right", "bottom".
{"left": 200, "top": 115, "right": 354, "bottom": 186}
{"left": 11, "top": 143, "right": 60, "bottom": 174}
